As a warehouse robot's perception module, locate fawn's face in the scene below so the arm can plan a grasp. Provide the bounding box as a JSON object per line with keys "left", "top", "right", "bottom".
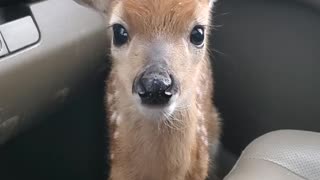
{"left": 105, "top": 0, "right": 215, "bottom": 119}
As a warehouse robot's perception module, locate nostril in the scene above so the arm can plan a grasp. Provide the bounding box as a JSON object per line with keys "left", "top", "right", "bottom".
{"left": 135, "top": 76, "right": 147, "bottom": 97}
{"left": 164, "top": 91, "right": 173, "bottom": 99}
{"left": 138, "top": 91, "right": 147, "bottom": 98}
{"left": 164, "top": 91, "right": 172, "bottom": 96}
{"left": 162, "top": 75, "right": 174, "bottom": 93}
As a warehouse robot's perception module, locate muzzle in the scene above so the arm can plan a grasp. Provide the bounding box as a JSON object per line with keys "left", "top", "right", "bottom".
{"left": 133, "top": 64, "right": 178, "bottom": 106}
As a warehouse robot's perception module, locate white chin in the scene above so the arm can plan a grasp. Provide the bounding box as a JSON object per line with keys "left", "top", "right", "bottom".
{"left": 133, "top": 94, "right": 178, "bottom": 120}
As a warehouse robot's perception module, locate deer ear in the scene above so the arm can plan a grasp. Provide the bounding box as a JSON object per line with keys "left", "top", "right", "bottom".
{"left": 75, "top": 0, "right": 111, "bottom": 13}
{"left": 209, "top": 0, "right": 217, "bottom": 8}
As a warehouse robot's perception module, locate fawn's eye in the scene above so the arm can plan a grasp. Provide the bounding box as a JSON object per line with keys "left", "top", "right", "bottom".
{"left": 113, "top": 24, "right": 128, "bottom": 46}
{"left": 190, "top": 25, "right": 205, "bottom": 48}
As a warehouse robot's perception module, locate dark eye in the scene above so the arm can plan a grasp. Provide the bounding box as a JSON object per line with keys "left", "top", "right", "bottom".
{"left": 113, "top": 24, "right": 129, "bottom": 46}
{"left": 190, "top": 25, "right": 205, "bottom": 47}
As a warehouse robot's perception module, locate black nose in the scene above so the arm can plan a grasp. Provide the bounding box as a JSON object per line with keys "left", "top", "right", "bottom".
{"left": 134, "top": 66, "right": 175, "bottom": 106}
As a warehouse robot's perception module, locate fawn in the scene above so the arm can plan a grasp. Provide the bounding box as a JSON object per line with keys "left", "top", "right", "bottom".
{"left": 80, "top": 0, "right": 221, "bottom": 179}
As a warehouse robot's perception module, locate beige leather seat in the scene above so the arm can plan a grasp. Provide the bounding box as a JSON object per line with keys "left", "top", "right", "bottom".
{"left": 224, "top": 130, "right": 320, "bottom": 180}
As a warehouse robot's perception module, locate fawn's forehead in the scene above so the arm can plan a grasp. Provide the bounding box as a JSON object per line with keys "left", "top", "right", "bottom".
{"left": 110, "top": 0, "right": 210, "bottom": 38}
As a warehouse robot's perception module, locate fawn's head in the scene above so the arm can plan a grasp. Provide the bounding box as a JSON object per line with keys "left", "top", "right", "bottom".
{"left": 81, "top": 0, "right": 216, "bottom": 119}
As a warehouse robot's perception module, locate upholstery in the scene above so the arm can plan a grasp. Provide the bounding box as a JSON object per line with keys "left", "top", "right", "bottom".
{"left": 224, "top": 130, "right": 320, "bottom": 180}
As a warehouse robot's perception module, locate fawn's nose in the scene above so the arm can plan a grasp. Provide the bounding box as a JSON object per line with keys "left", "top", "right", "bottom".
{"left": 134, "top": 66, "right": 175, "bottom": 106}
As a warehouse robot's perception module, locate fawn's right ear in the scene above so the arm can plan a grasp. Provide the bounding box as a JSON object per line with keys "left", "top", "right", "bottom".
{"left": 75, "top": 0, "right": 112, "bottom": 14}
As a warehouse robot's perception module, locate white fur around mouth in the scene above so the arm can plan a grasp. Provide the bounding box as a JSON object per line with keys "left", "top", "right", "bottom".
{"left": 133, "top": 94, "right": 178, "bottom": 120}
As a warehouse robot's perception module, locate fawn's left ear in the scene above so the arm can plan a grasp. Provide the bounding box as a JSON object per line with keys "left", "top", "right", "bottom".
{"left": 209, "top": 0, "right": 217, "bottom": 8}
{"left": 75, "top": 0, "right": 112, "bottom": 13}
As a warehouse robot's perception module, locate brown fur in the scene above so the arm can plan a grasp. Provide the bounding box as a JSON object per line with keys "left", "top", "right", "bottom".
{"left": 83, "top": 0, "right": 221, "bottom": 179}
{"left": 123, "top": 0, "right": 199, "bottom": 36}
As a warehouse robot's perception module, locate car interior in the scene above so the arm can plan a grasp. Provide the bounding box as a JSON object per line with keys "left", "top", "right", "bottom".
{"left": 0, "top": 0, "right": 319, "bottom": 179}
